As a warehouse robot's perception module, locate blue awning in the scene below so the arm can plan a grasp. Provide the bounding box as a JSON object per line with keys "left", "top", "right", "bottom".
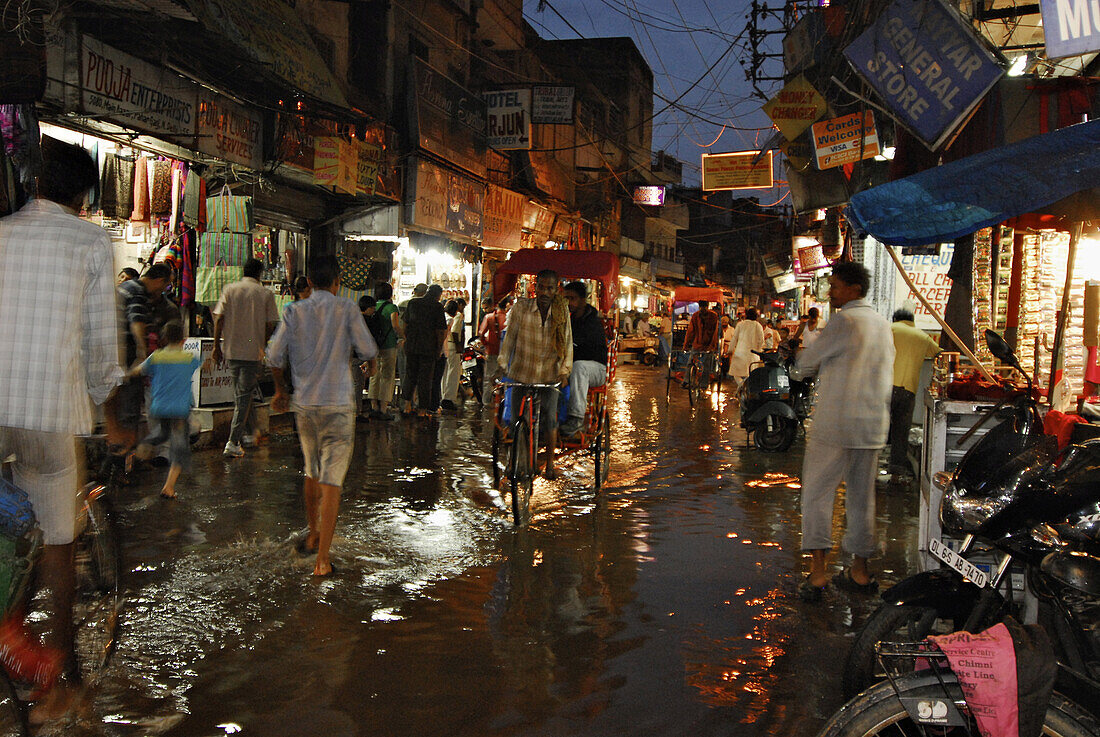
{"left": 846, "top": 120, "right": 1100, "bottom": 247}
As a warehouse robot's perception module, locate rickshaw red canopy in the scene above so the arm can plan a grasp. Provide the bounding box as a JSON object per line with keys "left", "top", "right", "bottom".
{"left": 672, "top": 286, "right": 725, "bottom": 306}
{"left": 493, "top": 249, "right": 619, "bottom": 313}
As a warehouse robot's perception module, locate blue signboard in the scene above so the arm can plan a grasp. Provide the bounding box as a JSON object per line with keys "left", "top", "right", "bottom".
{"left": 1040, "top": 0, "right": 1100, "bottom": 58}
{"left": 844, "top": 0, "right": 1004, "bottom": 150}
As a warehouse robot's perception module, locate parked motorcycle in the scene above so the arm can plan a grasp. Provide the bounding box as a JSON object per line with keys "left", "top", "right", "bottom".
{"left": 461, "top": 338, "right": 485, "bottom": 405}
{"left": 737, "top": 346, "right": 808, "bottom": 452}
{"left": 840, "top": 329, "right": 1100, "bottom": 699}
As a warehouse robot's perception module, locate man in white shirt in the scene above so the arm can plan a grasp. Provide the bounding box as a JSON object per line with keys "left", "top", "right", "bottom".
{"left": 213, "top": 258, "right": 278, "bottom": 457}
{"left": 0, "top": 139, "right": 124, "bottom": 718}
{"left": 793, "top": 262, "right": 894, "bottom": 601}
{"left": 795, "top": 307, "right": 825, "bottom": 350}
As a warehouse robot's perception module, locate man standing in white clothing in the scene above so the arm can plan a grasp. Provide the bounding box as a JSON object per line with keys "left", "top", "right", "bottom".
{"left": 793, "top": 262, "right": 894, "bottom": 601}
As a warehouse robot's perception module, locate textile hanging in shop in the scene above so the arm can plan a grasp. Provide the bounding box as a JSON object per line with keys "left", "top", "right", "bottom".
{"left": 336, "top": 252, "right": 370, "bottom": 290}
{"left": 195, "top": 264, "right": 242, "bottom": 304}
{"left": 150, "top": 160, "right": 172, "bottom": 217}
{"left": 847, "top": 120, "right": 1100, "bottom": 247}
{"left": 130, "top": 156, "right": 149, "bottom": 221}
{"left": 180, "top": 231, "right": 195, "bottom": 307}
{"left": 170, "top": 162, "right": 183, "bottom": 231}
{"left": 198, "top": 232, "right": 252, "bottom": 266}
{"left": 182, "top": 169, "right": 206, "bottom": 229}
{"left": 100, "top": 153, "right": 135, "bottom": 220}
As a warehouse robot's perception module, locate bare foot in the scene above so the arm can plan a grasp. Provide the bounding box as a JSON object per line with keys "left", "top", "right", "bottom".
{"left": 159, "top": 488, "right": 176, "bottom": 499}
{"left": 312, "top": 561, "right": 335, "bottom": 576}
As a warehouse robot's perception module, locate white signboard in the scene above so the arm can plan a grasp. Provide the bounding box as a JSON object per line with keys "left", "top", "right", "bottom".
{"left": 893, "top": 244, "right": 954, "bottom": 331}
{"left": 184, "top": 338, "right": 234, "bottom": 406}
{"left": 484, "top": 89, "right": 531, "bottom": 150}
{"left": 196, "top": 92, "right": 264, "bottom": 170}
{"left": 532, "top": 85, "right": 575, "bottom": 124}
{"left": 81, "top": 35, "right": 197, "bottom": 137}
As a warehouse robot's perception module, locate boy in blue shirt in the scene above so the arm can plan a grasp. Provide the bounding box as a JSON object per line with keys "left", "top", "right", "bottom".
{"left": 131, "top": 321, "right": 207, "bottom": 498}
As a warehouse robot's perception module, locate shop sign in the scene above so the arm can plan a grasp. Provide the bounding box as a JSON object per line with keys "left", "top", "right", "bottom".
{"left": 196, "top": 92, "right": 263, "bottom": 170}
{"left": 797, "top": 243, "right": 831, "bottom": 271}
{"left": 701, "top": 151, "right": 774, "bottom": 191}
{"left": 485, "top": 89, "right": 531, "bottom": 150}
{"left": 1040, "top": 0, "right": 1100, "bottom": 58}
{"left": 633, "top": 185, "right": 666, "bottom": 206}
{"left": 844, "top": 0, "right": 1004, "bottom": 150}
{"left": 811, "top": 111, "right": 880, "bottom": 170}
{"left": 412, "top": 60, "right": 487, "bottom": 178}
{"left": 773, "top": 272, "right": 798, "bottom": 293}
{"left": 780, "top": 138, "right": 813, "bottom": 170}
{"left": 356, "top": 141, "right": 381, "bottom": 196}
{"left": 482, "top": 184, "right": 525, "bottom": 251}
{"left": 761, "top": 253, "right": 786, "bottom": 278}
{"left": 313, "top": 137, "right": 357, "bottom": 194}
{"left": 184, "top": 338, "right": 234, "bottom": 406}
{"left": 894, "top": 243, "right": 954, "bottom": 330}
{"left": 784, "top": 12, "right": 829, "bottom": 74}
{"left": 80, "top": 35, "right": 196, "bottom": 138}
{"left": 406, "top": 158, "right": 485, "bottom": 242}
{"left": 532, "top": 85, "right": 575, "bottom": 124}
{"left": 761, "top": 75, "right": 828, "bottom": 141}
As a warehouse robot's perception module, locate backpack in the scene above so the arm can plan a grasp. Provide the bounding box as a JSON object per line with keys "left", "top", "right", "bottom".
{"left": 366, "top": 300, "right": 393, "bottom": 346}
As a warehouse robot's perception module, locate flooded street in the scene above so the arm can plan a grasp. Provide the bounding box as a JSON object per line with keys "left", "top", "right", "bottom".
{"left": 85, "top": 365, "right": 921, "bottom": 736}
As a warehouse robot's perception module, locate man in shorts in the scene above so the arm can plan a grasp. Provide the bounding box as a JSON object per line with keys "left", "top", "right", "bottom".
{"left": 267, "top": 255, "right": 377, "bottom": 576}
{"left": 0, "top": 139, "right": 124, "bottom": 718}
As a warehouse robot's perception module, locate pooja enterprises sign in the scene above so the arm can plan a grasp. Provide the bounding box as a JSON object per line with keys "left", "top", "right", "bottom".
{"left": 812, "top": 111, "right": 880, "bottom": 169}
{"left": 844, "top": 0, "right": 1003, "bottom": 150}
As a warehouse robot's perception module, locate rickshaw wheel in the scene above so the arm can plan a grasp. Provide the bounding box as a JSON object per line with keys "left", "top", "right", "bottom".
{"left": 508, "top": 418, "right": 533, "bottom": 526}
{"left": 641, "top": 351, "right": 657, "bottom": 366}
{"left": 593, "top": 410, "right": 611, "bottom": 490}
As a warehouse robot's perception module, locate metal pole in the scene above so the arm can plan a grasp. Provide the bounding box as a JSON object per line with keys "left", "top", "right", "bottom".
{"left": 1047, "top": 223, "right": 1084, "bottom": 406}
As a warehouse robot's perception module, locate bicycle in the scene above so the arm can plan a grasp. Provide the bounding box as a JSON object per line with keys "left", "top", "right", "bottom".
{"left": 685, "top": 351, "right": 718, "bottom": 408}
{"left": 490, "top": 382, "right": 560, "bottom": 527}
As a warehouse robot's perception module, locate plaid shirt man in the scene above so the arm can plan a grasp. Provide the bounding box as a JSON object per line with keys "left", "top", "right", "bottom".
{"left": 498, "top": 297, "right": 573, "bottom": 385}
{"left": 0, "top": 199, "right": 124, "bottom": 434}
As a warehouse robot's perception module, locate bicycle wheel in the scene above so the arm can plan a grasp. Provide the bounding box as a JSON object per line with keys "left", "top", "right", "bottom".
{"left": 508, "top": 418, "right": 534, "bottom": 527}
{"left": 593, "top": 410, "right": 611, "bottom": 491}
{"left": 73, "top": 494, "right": 122, "bottom": 679}
{"left": 687, "top": 364, "right": 699, "bottom": 408}
{"left": 491, "top": 423, "right": 502, "bottom": 490}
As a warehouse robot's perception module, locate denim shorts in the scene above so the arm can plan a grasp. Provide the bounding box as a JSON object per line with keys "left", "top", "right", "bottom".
{"left": 294, "top": 405, "right": 355, "bottom": 487}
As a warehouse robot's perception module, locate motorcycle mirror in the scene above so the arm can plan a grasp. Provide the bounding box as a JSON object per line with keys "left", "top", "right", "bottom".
{"left": 984, "top": 329, "right": 1016, "bottom": 364}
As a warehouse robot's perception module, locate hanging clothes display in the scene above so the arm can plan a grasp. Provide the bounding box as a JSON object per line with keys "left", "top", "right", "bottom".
{"left": 150, "top": 159, "right": 172, "bottom": 217}
{"left": 99, "top": 152, "right": 134, "bottom": 220}
{"left": 130, "top": 155, "right": 149, "bottom": 220}
{"left": 181, "top": 167, "right": 206, "bottom": 229}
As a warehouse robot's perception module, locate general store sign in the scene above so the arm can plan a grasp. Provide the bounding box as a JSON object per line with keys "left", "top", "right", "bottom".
{"left": 762, "top": 75, "right": 828, "bottom": 141}
{"left": 811, "top": 111, "right": 880, "bottom": 169}
{"left": 196, "top": 93, "right": 263, "bottom": 170}
{"left": 893, "top": 243, "right": 954, "bottom": 330}
{"left": 484, "top": 89, "right": 531, "bottom": 150}
{"left": 532, "top": 85, "right": 575, "bottom": 124}
{"left": 81, "top": 36, "right": 196, "bottom": 138}
{"left": 1040, "top": 0, "right": 1100, "bottom": 58}
{"left": 701, "top": 151, "right": 774, "bottom": 191}
{"left": 844, "top": 0, "right": 1004, "bottom": 150}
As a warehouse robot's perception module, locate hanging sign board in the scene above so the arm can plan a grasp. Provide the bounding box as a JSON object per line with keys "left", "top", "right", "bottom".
{"left": 313, "top": 137, "right": 357, "bottom": 194}
{"left": 80, "top": 35, "right": 197, "bottom": 138}
{"left": 894, "top": 243, "right": 954, "bottom": 330}
{"left": 811, "top": 110, "right": 880, "bottom": 169}
{"left": 482, "top": 184, "right": 525, "bottom": 251}
{"left": 355, "top": 141, "right": 381, "bottom": 196}
{"left": 412, "top": 61, "right": 487, "bottom": 177}
{"left": 797, "top": 244, "right": 831, "bottom": 271}
{"left": 196, "top": 92, "right": 263, "bottom": 170}
{"left": 532, "top": 85, "right": 575, "bottom": 124}
{"left": 773, "top": 272, "right": 798, "bottom": 293}
{"left": 701, "top": 151, "right": 774, "bottom": 191}
{"left": 484, "top": 88, "right": 531, "bottom": 150}
{"left": 843, "top": 0, "right": 1004, "bottom": 150}
{"left": 761, "top": 75, "right": 828, "bottom": 141}
{"left": 1040, "top": 0, "right": 1100, "bottom": 58}
{"left": 406, "top": 158, "right": 485, "bottom": 242}
{"left": 633, "top": 185, "right": 666, "bottom": 206}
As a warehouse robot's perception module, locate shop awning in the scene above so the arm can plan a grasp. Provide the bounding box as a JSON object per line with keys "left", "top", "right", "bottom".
{"left": 673, "top": 286, "right": 725, "bottom": 305}
{"left": 846, "top": 120, "right": 1100, "bottom": 247}
{"left": 493, "top": 249, "right": 619, "bottom": 313}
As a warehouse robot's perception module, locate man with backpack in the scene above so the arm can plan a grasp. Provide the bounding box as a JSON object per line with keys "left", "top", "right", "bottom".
{"left": 366, "top": 283, "right": 402, "bottom": 420}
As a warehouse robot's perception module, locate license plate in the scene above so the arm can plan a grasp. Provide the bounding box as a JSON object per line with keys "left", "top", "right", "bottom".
{"left": 929, "top": 539, "right": 988, "bottom": 588}
{"left": 462, "top": 359, "right": 477, "bottom": 369}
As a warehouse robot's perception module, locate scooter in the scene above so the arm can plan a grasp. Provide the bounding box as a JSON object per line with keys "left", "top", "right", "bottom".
{"left": 737, "top": 346, "right": 807, "bottom": 452}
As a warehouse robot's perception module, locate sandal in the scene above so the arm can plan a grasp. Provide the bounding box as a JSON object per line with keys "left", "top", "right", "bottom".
{"left": 798, "top": 577, "right": 828, "bottom": 602}
{"left": 833, "top": 568, "right": 879, "bottom": 594}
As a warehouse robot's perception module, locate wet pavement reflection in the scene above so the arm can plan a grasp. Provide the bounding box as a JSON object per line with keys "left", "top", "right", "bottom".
{"left": 77, "top": 366, "right": 921, "bottom": 736}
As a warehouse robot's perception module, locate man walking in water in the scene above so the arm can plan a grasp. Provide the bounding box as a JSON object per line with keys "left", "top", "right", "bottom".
{"left": 793, "top": 262, "right": 894, "bottom": 601}
{"left": 267, "top": 255, "right": 377, "bottom": 576}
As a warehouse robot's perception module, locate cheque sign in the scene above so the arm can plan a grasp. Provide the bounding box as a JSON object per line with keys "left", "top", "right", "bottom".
{"left": 701, "top": 151, "right": 774, "bottom": 191}
{"left": 812, "top": 111, "right": 880, "bottom": 169}
{"left": 844, "top": 0, "right": 1004, "bottom": 150}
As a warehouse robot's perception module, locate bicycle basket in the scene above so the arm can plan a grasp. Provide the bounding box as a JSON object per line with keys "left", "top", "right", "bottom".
{"left": 0, "top": 478, "right": 36, "bottom": 540}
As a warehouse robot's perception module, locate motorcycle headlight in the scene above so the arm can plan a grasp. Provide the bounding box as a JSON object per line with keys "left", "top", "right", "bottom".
{"left": 940, "top": 487, "right": 1012, "bottom": 533}
{"left": 1030, "top": 524, "right": 1068, "bottom": 549}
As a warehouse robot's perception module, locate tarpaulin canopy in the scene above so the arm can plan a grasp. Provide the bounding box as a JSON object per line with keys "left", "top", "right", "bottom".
{"left": 672, "top": 286, "right": 725, "bottom": 306}
{"left": 493, "top": 249, "right": 619, "bottom": 313}
{"left": 846, "top": 120, "right": 1100, "bottom": 247}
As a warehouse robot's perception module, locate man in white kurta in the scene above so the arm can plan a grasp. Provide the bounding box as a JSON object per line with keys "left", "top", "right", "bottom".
{"left": 793, "top": 262, "right": 894, "bottom": 600}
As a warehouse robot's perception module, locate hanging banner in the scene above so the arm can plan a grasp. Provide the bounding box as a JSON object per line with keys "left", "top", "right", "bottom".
{"left": 761, "top": 75, "right": 828, "bottom": 141}
{"left": 196, "top": 92, "right": 264, "bottom": 170}
{"left": 1040, "top": 0, "right": 1100, "bottom": 58}
{"left": 811, "top": 110, "right": 880, "bottom": 169}
{"left": 314, "top": 137, "right": 357, "bottom": 194}
{"left": 843, "top": 0, "right": 1004, "bottom": 150}
{"left": 893, "top": 243, "right": 955, "bottom": 330}
{"left": 484, "top": 89, "right": 531, "bottom": 150}
{"left": 80, "top": 35, "right": 197, "bottom": 138}
{"left": 701, "top": 151, "right": 774, "bottom": 191}
{"left": 532, "top": 85, "right": 575, "bottom": 124}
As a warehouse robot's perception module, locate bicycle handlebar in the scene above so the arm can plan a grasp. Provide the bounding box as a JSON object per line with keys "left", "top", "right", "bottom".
{"left": 495, "top": 381, "right": 562, "bottom": 390}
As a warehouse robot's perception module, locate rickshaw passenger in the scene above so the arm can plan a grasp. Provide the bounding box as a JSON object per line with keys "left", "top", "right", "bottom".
{"left": 561, "top": 281, "right": 607, "bottom": 437}
{"left": 498, "top": 269, "right": 573, "bottom": 479}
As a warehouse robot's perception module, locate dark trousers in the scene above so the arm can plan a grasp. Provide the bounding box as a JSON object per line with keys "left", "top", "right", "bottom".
{"left": 402, "top": 353, "right": 437, "bottom": 410}
{"left": 432, "top": 356, "right": 445, "bottom": 409}
{"left": 888, "top": 385, "right": 916, "bottom": 471}
{"left": 228, "top": 359, "right": 261, "bottom": 444}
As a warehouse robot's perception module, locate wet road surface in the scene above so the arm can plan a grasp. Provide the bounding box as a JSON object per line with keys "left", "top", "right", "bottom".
{"left": 71, "top": 365, "right": 921, "bottom": 736}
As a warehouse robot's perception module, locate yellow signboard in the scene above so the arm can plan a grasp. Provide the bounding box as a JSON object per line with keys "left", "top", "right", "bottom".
{"left": 701, "top": 151, "right": 774, "bottom": 191}
{"left": 762, "top": 75, "right": 828, "bottom": 141}
{"left": 314, "top": 137, "right": 357, "bottom": 194}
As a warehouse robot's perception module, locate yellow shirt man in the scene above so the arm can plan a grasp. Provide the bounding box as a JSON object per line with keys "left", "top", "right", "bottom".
{"left": 892, "top": 320, "right": 940, "bottom": 393}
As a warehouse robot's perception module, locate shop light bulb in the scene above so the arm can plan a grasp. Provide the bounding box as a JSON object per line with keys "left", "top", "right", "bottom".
{"left": 874, "top": 146, "right": 896, "bottom": 161}
{"left": 1007, "top": 55, "right": 1028, "bottom": 76}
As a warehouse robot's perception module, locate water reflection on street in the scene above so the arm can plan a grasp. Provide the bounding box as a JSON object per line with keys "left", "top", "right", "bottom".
{"left": 73, "top": 365, "right": 919, "bottom": 736}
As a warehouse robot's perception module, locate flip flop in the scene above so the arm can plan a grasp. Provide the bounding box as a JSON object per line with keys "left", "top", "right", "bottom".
{"left": 798, "top": 577, "right": 828, "bottom": 602}
{"left": 833, "top": 568, "right": 879, "bottom": 594}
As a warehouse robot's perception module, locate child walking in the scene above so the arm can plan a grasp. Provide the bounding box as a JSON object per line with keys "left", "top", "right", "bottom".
{"left": 132, "top": 321, "right": 207, "bottom": 498}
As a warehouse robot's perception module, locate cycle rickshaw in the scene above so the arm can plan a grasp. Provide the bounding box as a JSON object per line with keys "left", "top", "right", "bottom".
{"left": 666, "top": 286, "right": 725, "bottom": 407}
{"left": 490, "top": 249, "right": 619, "bottom": 526}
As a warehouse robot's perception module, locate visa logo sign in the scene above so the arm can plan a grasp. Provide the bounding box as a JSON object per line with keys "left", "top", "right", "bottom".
{"left": 1042, "top": 0, "right": 1100, "bottom": 58}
